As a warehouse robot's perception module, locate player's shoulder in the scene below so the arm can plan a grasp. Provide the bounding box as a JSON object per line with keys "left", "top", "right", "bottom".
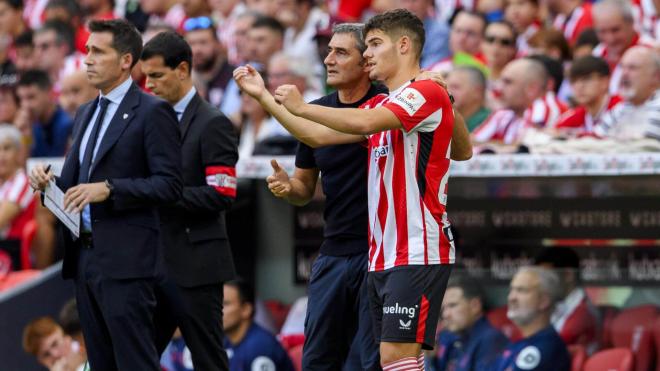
{"left": 405, "top": 80, "right": 451, "bottom": 104}
{"left": 360, "top": 93, "right": 389, "bottom": 109}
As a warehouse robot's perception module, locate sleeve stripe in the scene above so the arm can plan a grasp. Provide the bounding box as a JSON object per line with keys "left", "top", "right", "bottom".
{"left": 205, "top": 166, "right": 237, "bottom": 197}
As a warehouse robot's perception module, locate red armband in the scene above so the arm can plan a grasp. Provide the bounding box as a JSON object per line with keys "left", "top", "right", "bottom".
{"left": 205, "top": 166, "right": 237, "bottom": 197}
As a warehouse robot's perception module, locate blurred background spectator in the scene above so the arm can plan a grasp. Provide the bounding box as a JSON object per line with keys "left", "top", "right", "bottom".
{"left": 22, "top": 316, "right": 86, "bottom": 371}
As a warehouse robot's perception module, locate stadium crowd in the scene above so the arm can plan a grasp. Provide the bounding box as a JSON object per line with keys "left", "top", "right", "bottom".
{"left": 0, "top": 0, "right": 659, "bottom": 369}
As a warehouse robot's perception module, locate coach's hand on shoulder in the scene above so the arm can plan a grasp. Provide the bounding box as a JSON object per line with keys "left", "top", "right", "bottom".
{"left": 274, "top": 84, "right": 305, "bottom": 115}
{"left": 29, "top": 164, "right": 54, "bottom": 191}
{"left": 64, "top": 182, "right": 111, "bottom": 212}
{"left": 233, "top": 64, "right": 267, "bottom": 101}
{"left": 266, "top": 159, "right": 292, "bottom": 199}
{"left": 417, "top": 70, "right": 448, "bottom": 90}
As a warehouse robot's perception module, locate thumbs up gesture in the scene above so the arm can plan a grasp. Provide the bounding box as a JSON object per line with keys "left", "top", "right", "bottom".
{"left": 266, "top": 159, "right": 292, "bottom": 198}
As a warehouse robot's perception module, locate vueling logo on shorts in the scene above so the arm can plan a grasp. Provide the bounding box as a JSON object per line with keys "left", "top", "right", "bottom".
{"left": 383, "top": 303, "right": 417, "bottom": 319}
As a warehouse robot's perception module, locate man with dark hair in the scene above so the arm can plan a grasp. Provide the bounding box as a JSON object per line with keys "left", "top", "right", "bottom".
{"left": 29, "top": 19, "right": 182, "bottom": 370}
{"left": 0, "top": 0, "right": 27, "bottom": 40}
{"left": 435, "top": 273, "right": 509, "bottom": 371}
{"left": 222, "top": 279, "right": 295, "bottom": 371}
{"left": 33, "top": 20, "right": 80, "bottom": 89}
{"left": 16, "top": 69, "right": 73, "bottom": 157}
{"left": 535, "top": 247, "right": 599, "bottom": 354}
{"left": 556, "top": 55, "right": 623, "bottom": 135}
{"left": 253, "top": 9, "right": 472, "bottom": 370}
{"left": 141, "top": 31, "right": 238, "bottom": 370}
{"left": 183, "top": 16, "right": 239, "bottom": 116}
{"left": 44, "top": 0, "right": 87, "bottom": 54}
{"left": 248, "top": 16, "right": 285, "bottom": 68}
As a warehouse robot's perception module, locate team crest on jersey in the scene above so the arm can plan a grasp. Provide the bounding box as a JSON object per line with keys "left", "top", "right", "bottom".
{"left": 515, "top": 346, "right": 541, "bottom": 370}
{"left": 393, "top": 87, "right": 426, "bottom": 116}
{"left": 251, "top": 356, "right": 276, "bottom": 371}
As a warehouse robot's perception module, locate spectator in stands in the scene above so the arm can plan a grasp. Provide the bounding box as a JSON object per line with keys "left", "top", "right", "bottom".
{"left": 244, "top": 0, "right": 277, "bottom": 17}
{"left": 22, "top": 316, "right": 86, "bottom": 371}
{"left": 279, "top": 0, "right": 328, "bottom": 74}
{"left": 223, "top": 279, "right": 295, "bottom": 371}
{"left": 16, "top": 70, "right": 73, "bottom": 157}
{"left": 139, "top": 0, "right": 186, "bottom": 30}
{"left": 32, "top": 20, "right": 82, "bottom": 93}
{"left": 447, "top": 66, "right": 491, "bottom": 131}
{"left": 492, "top": 266, "right": 571, "bottom": 371}
{"left": 482, "top": 20, "right": 518, "bottom": 81}
{"left": 248, "top": 16, "right": 285, "bottom": 69}
{"left": 555, "top": 56, "right": 623, "bottom": 136}
{"left": 572, "top": 28, "right": 599, "bottom": 60}
{"left": 595, "top": 46, "right": 660, "bottom": 141}
{"left": 504, "top": 0, "right": 540, "bottom": 56}
{"left": 535, "top": 247, "right": 600, "bottom": 354}
{"left": 230, "top": 11, "right": 258, "bottom": 65}
{"left": 43, "top": 0, "right": 86, "bottom": 55}
{"left": 211, "top": 0, "right": 246, "bottom": 65}
{"left": 434, "top": 273, "right": 509, "bottom": 371}
{"left": 58, "top": 71, "right": 99, "bottom": 117}
{"left": 430, "top": 10, "right": 487, "bottom": 74}
{"left": 472, "top": 58, "right": 548, "bottom": 150}
{"left": 59, "top": 299, "right": 86, "bottom": 354}
{"left": 181, "top": 0, "right": 211, "bottom": 20}
{"left": 0, "top": 0, "right": 27, "bottom": 42}
{"left": 526, "top": 28, "right": 572, "bottom": 64}
{"left": 548, "top": 0, "right": 593, "bottom": 45}
{"left": 0, "top": 82, "right": 18, "bottom": 124}
{"left": 78, "top": 0, "right": 115, "bottom": 21}
{"left": 13, "top": 30, "right": 36, "bottom": 73}
{"left": 183, "top": 16, "right": 239, "bottom": 116}
{"left": 0, "top": 124, "right": 35, "bottom": 270}
{"left": 398, "top": 0, "right": 451, "bottom": 68}
{"left": 526, "top": 54, "right": 568, "bottom": 128}
{"left": 592, "top": 0, "right": 657, "bottom": 94}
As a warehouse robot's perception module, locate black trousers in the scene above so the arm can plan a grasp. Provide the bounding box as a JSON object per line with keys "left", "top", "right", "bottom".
{"left": 75, "top": 248, "right": 161, "bottom": 371}
{"left": 154, "top": 278, "right": 229, "bottom": 371}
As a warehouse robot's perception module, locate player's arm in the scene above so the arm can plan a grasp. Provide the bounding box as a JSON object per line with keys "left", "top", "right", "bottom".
{"left": 233, "top": 65, "right": 363, "bottom": 148}
{"left": 275, "top": 84, "right": 401, "bottom": 135}
{"left": 267, "top": 160, "right": 319, "bottom": 206}
{"left": 450, "top": 112, "right": 473, "bottom": 161}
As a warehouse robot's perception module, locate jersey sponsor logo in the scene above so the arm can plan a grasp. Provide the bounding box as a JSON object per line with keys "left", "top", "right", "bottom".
{"left": 515, "top": 346, "right": 541, "bottom": 370}
{"left": 373, "top": 145, "right": 390, "bottom": 161}
{"left": 392, "top": 87, "right": 426, "bottom": 116}
{"left": 251, "top": 356, "right": 276, "bottom": 371}
{"left": 383, "top": 302, "right": 418, "bottom": 318}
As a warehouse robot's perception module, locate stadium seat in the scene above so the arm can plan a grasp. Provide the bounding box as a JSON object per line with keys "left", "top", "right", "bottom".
{"left": 20, "top": 219, "right": 38, "bottom": 270}
{"left": 583, "top": 348, "right": 634, "bottom": 371}
{"left": 486, "top": 306, "right": 522, "bottom": 342}
{"left": 598, "top": 305, "right": 620, "bottom": 349}
{"left": 287, "top": 344, "right": 303, "bottom": 371}
{"left": 610, "top": 305, "right": 657, "bottom": 371}
{"left": 569, "top": 345, "right": 587, "bottom": 371}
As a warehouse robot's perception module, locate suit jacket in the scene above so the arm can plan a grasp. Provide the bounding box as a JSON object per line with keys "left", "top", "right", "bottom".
{"left": 58, "top": 83, "right": 183, "bottom": 280}
{"left": 159, "top": 93, "right": 238, "bottom": 287}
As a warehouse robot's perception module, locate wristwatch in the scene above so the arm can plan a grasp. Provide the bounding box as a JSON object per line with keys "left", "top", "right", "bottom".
{"left": 104, "top": 179, "right": 114, "bottom": 195}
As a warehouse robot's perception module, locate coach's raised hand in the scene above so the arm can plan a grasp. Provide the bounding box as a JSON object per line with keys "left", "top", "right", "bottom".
{"left": 233, "top": 64, "right": 267, "bottom": 101}
{"left": 266, "top": 159, "right": 292, "bottom": 199}
{"left": 274, "top": 84, "right": 305, "bottom": 115}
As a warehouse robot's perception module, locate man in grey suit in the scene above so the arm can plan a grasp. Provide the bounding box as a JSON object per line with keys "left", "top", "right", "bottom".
{"left": 30, "top": 19, "right": 182, "bottom": 370}
{"left": 141, "top": 31, "right": 238, "bottom": 370}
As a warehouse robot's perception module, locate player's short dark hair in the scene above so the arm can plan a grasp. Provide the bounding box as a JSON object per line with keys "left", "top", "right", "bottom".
{"left": 527, "top": 54, "right": 563, "bottom": 93}
{"left": 364, "top": 8, "right": 425, "bottom": 61}
{"left": 534, "top": 247, "right": 580, "bottom": 270}
{"left": 141, "top": 31, "right": 192, "bottom": 74}
{"left": 88, "top": 19, "right": 143, "bottom": 68}
{"left": 58, "top": 299, "right": 81, "bottom": 337}
{"left": 36, "top": 20, "right": 75, "bottom": 54}
{"left": 14, "top": 30, "right": 33, "bottom": 48}
{"left": 447, "top": 273, "right": 486, "bottom": 309}
{"left": 251, "top": 16, "right": 285, "bottom": 38}
{"left": 569, "top": 55, "right": 610, "bottom": 81}
{"left": 0, "top": 0, "right": 23, "bottom": 10}
{"left": 17, "top": 69, "right": 52, "bottom": 91}
{"left": 226, "top": 278, "right": 256, "bottom": 317}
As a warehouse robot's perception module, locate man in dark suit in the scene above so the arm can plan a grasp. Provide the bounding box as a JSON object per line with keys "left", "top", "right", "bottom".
{"left": 140, "top": 31, "right": 238, "bottom": 370}
{"left": 29, "top": 20, "right": 182, "bottom": 370}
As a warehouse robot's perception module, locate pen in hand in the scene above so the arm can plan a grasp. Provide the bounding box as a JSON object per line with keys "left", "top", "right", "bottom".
{"left": 33, "top": 164, "right": 52, "bottom": 193}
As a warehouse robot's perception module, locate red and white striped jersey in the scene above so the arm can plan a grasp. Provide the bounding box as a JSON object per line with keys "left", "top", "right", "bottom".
{"left": 529, "top": 91, "right": 569, "bottom": 129}
{"left": 551, "top": 288, "right": 600, "bottom": 355}
{"left": 0, "top": 170, "right": 36, "bottom": 240}
{"left": 556, "top": 95, "right": 624, "bottom": 134}
{"left": 516, "top": 22, "right": 541, "bottom": 57}
{"left": 360, "top": 80, "right": 455, "bottom": 272}
{"left": 552, "top": 2, "right": 593, "bottom": 45}
{"left": 592, "top": 33, "right": 658, "bottom": 94}
{"left": 632, "top": 0, "right": 660, "bottom": 39}
{"left": 473, "top": 109, "right": 530, "bottom": 144}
